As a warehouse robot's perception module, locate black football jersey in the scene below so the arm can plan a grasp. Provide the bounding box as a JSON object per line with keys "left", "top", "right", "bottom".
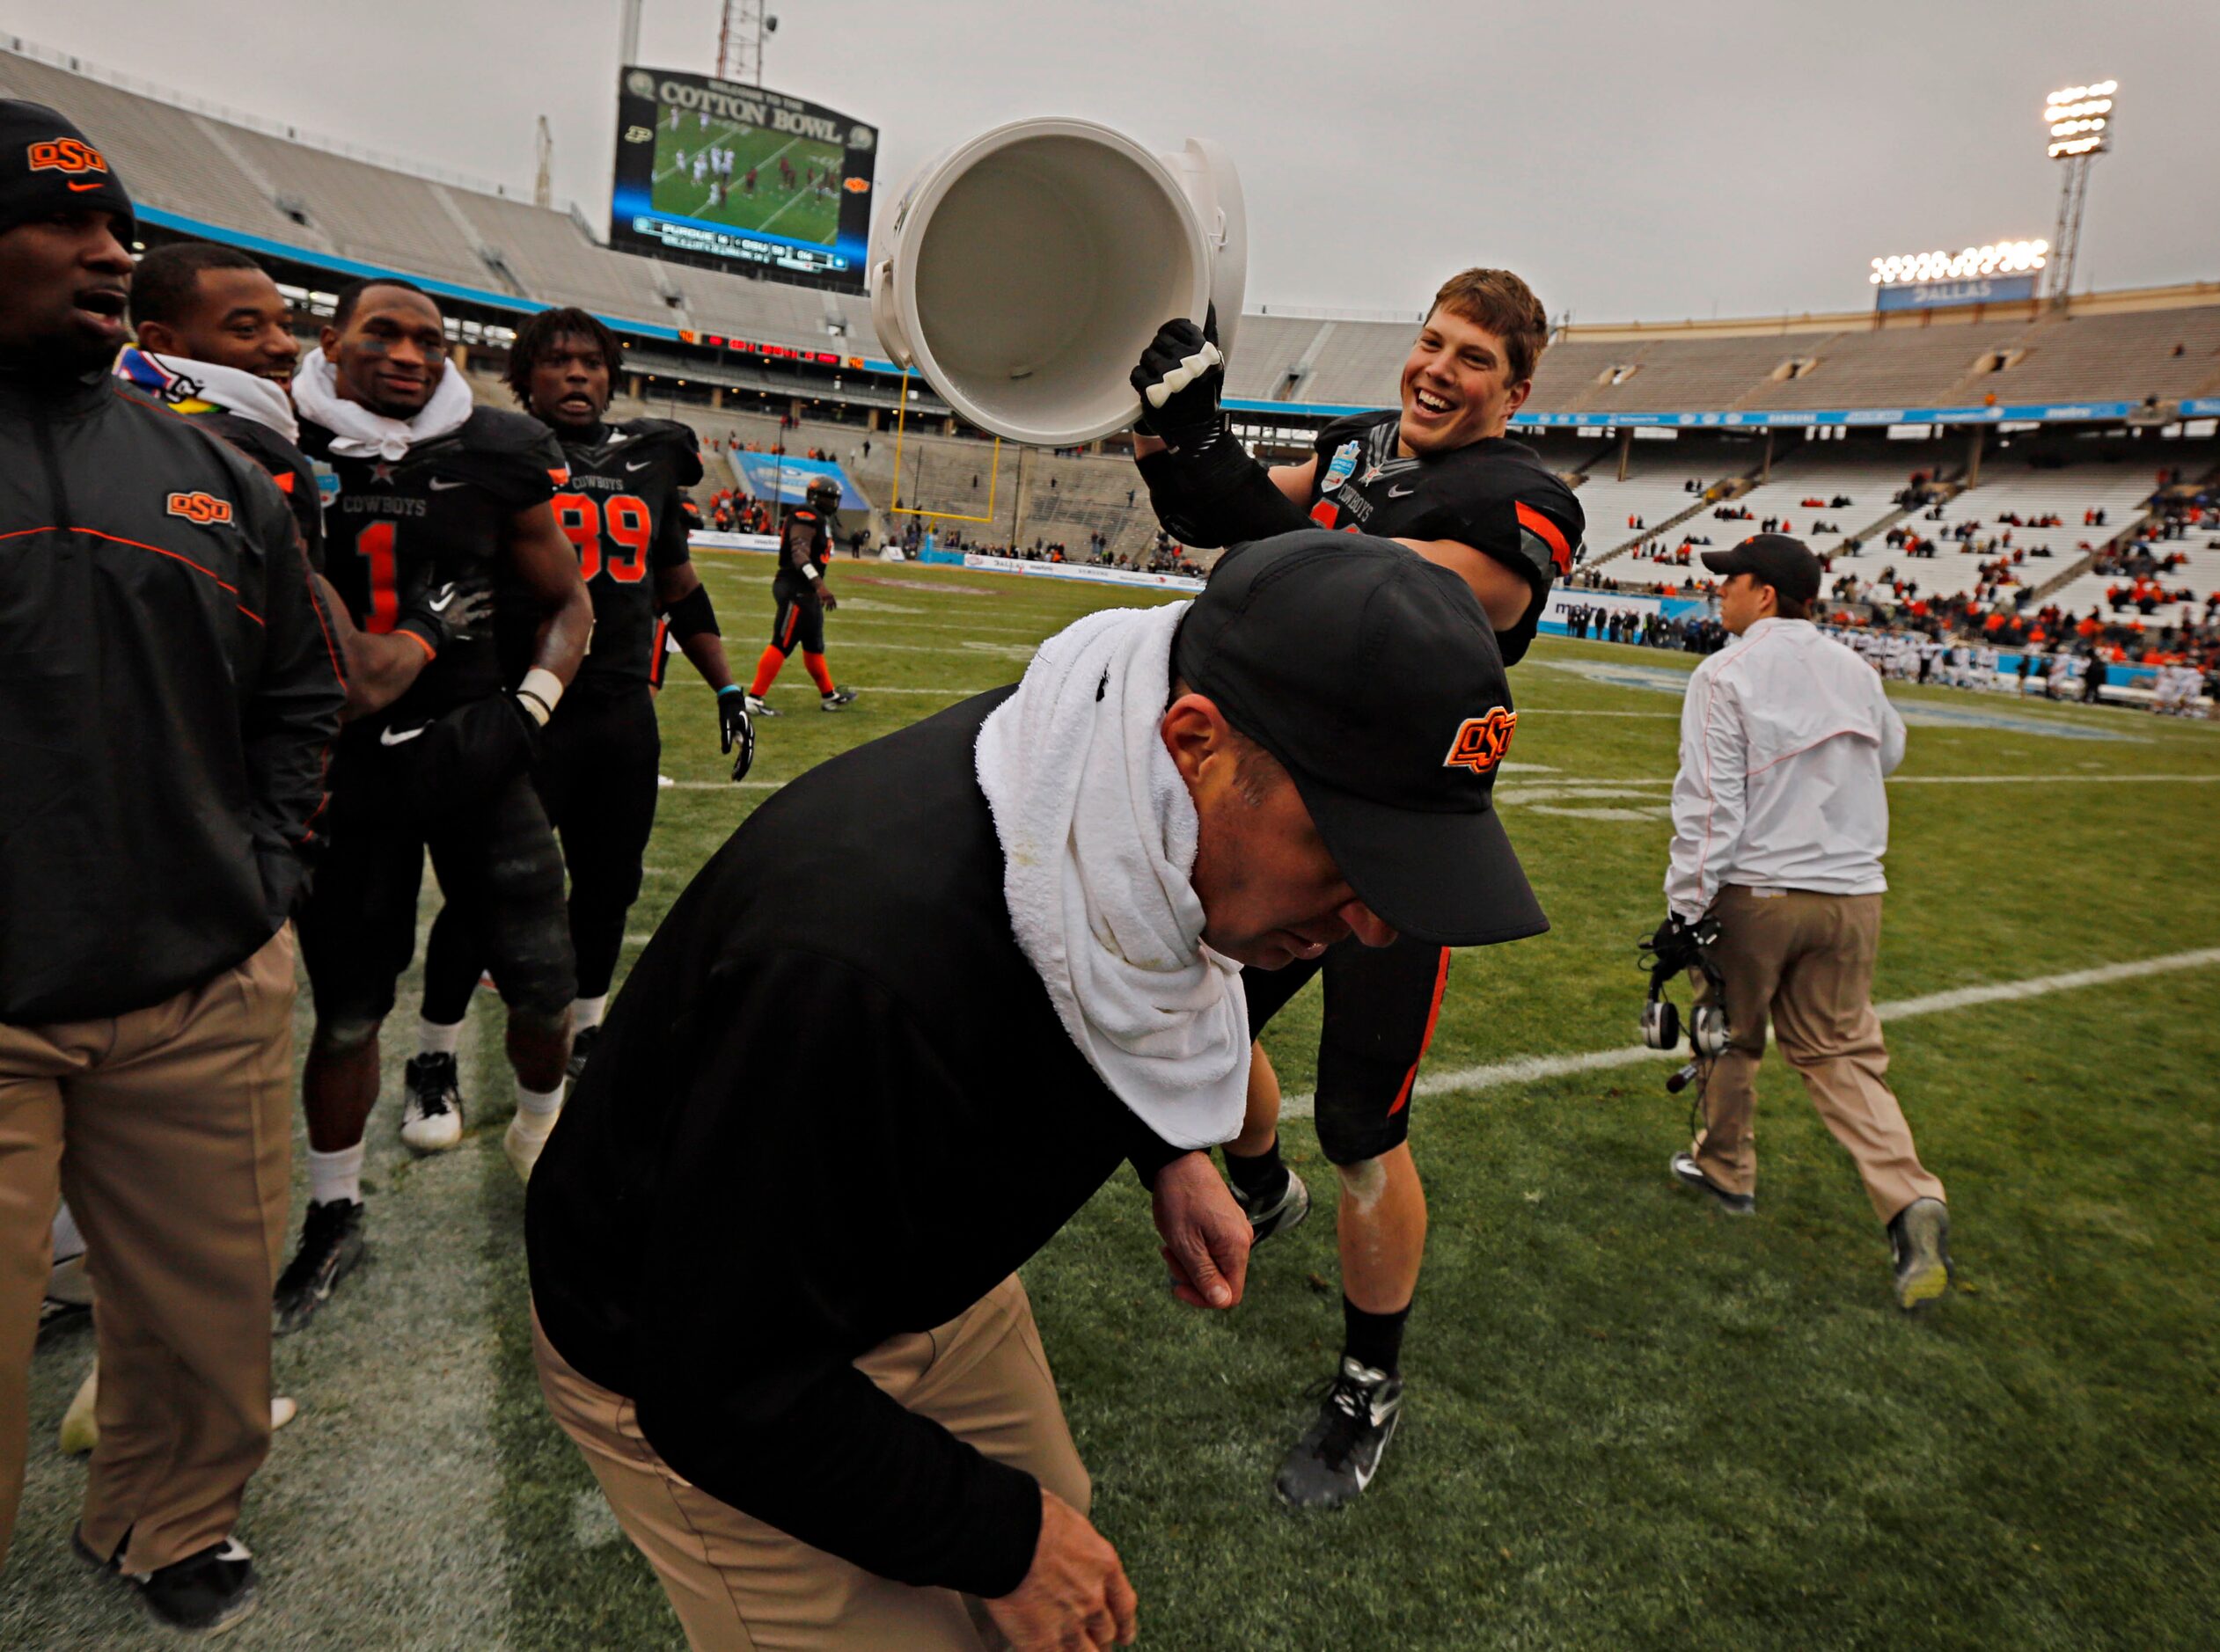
{"left": 1302, "top": 412, "right": 1584, "bottom": 664}
{"left": 552, "top": 418, "right": 702, "bottom": 694}
{"left": 305, "top": 406, "right": 568, "bottom": 727}
{"left": 187, "top": 410, "right": 326, "bottom": 572}
{"left": 774, "top": 506, "right": 832, "bottom": 588}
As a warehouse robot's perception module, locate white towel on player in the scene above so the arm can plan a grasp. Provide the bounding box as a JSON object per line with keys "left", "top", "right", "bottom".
{"left": 291, "top": 344, "right": 473, "bottom": 460}
{"left": 976, "top": 600, "right": 1249, "bottom": 1151}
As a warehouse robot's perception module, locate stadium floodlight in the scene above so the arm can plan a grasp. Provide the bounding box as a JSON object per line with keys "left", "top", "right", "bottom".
{"left": 1867, "top": 240, "right": 2048, "bottom": 285}
{"left": 2042, "top": 79, "right": 2116, "bottom": 303}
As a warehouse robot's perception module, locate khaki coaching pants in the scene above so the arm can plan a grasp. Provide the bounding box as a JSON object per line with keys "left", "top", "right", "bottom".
{"left": 0, "top": 926, "right": 296, "bottom": 1573}
{"left": 1689, "top": 888, "right": 1945, "bottom": 1223}
{"left": 535, "top": 1274, "right": 1087, "bottom": 1652}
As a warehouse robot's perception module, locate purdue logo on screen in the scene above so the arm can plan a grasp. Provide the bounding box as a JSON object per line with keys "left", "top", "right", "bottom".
{"left": 1443, "top": 708, "right": 1517, "bottom": 774}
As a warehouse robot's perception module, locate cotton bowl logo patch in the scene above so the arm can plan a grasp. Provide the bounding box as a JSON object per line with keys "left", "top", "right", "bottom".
{"left": 1321, "top": 440, "right": 1359, "bottom": 494}
{"left": 1444, "top": 707, "right": 1517, "bottom": 773}
{"left": 166, "top": 491, "right": 234, "bottom": 527}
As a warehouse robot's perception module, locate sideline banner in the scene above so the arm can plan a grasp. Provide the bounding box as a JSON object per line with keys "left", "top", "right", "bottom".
{"left": 962, "top": 553, "right": 1205, "bottom": 592}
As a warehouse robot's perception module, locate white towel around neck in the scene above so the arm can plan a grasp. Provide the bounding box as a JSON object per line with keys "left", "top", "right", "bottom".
{"left": 976, "top": 601, "right": 1249, "bottom": 1151}
{"left": 291, "top": 345, "right": 473, "bottom": 459}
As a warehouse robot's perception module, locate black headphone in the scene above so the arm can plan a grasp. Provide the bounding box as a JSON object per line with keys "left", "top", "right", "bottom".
{"left": 1640, "top": 916, "right": 1731, "bottom": 1071}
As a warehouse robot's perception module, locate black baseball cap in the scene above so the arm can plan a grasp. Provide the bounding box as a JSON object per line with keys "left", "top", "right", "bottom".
{"left": 1173, "top": 532, "right": 1546, "bottom": 948}
{"left": 0, "top": 102, "right": 134, "bottom": 240}
{"left": 1700, "top": 533, "right": 1821, "bottom": 603}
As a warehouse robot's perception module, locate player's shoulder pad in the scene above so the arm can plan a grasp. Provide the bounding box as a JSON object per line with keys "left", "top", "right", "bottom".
{"left": 450, "top": 406, "right": 571, "bottom": 495}
{"left": 461, "top": 406, "right": 565, "bottom": 459}
{"left": 615, "top": 416, "right": 706, "bottom": 485}
{"left": 1313, "top": 408, "right": 1396, "bottom": 456}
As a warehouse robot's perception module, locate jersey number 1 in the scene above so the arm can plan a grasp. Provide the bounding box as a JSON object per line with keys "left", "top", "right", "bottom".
{"left": 553, "top": 493, "right": 650, "bottom": 584}
{"left": 353, "top": 521, "right": 399, "bottom": 633}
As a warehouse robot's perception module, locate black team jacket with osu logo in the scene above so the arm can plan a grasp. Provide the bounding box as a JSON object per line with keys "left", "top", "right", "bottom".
{"left": 1299, "top": 412, "right": 1584, "bottom": 665}
{"left": 0, "top": 366, "right": 345, "bottom": 1022}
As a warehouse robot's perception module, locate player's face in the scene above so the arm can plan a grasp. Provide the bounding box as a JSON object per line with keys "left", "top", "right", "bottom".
{"left": 1398, "top": 306, "right": 1530, "bottom": 457}
{"left": 1173, "top": 700, "right": 1398, "bottom": 968}
{"left": 0, "top": 208, "right": 132, "bottom": 372}
{"left": 323, "top": 285, "right": 446, "bottom": 418}
{"left": 529, "top": 333, "right": 612, "bottom": 431}
{"left": 143, "top": 265, "right": 298, "bottom": 386}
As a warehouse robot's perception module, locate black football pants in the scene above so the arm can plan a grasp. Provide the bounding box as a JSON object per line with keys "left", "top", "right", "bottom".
{"left": 421, "top": 684, "right": 662, "bottom": 1019}
{"left": 1242, "top": 932, "right": 1451, "bottom": 1166}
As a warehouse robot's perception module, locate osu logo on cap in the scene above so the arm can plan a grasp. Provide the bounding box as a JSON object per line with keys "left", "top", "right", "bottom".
{"left": 1443, "top": 707, "right": 1517, "bottom": 774}
{"left": 166, "top": 492, "right": 234, "bottom": 527}
{"left": 28, "top": 138, "right": 109, "bottom": 183}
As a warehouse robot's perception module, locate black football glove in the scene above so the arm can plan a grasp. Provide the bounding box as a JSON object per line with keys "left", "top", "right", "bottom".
{"left": 394, "top": 574, "right": 495, "bottom": 653}
{"left": 1132, "top": 307, "right": 1225, "bottom": 453}
{"left": 717, "top": 687, "right": 756, "bottom": 782}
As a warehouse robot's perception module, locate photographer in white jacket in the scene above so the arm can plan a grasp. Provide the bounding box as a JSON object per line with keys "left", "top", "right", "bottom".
{"left": 1660, "top": 536, "right": 1952, "bottom": 1310}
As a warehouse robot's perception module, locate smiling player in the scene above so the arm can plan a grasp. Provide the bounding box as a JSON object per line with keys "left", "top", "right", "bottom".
{"left": 1132, "top": 267, "right": 1584, "bottom": 1509}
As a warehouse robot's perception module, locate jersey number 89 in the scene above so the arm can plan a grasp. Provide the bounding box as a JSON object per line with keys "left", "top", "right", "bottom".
{"left": 553, "top": 492, "right": 652, "bottom": 583}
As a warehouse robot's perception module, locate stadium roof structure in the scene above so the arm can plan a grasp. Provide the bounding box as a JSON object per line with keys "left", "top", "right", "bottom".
{"left": 11, "top": 39, "right": 2220, "bottom": 433}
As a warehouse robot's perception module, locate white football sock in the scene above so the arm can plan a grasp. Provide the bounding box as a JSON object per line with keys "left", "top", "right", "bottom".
{"left": 51, "top": 1197, "right": 85, "bottom": 1264}
{"left": 307, "top": 1144, "right": 365, "bottom": 1207}
{"left": 417, "top": 1016, "right": 463, "bottom": 1057}
{"left": 572, "top": 995, "right": 607, "bottom": 1034}
{"left": 516, "top": 1079, "right": 565, "bottom": 1120}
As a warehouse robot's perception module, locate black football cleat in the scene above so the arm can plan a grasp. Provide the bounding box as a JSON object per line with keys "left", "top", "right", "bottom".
{"left": 1230, "top": 1165, "right": 1312, "bottom": 1246}
{"left": 273, "top": 1199, "right": 366, "bottom": 1335}
{"left": 1274, "top": 1357, "right": 1404, "bottom": 1510}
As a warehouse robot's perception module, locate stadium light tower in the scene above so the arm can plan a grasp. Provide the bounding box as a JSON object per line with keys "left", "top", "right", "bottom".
{"left": 718, "top": 0, "right": 777, "bottom": 84}
{"left": 2043, "top": 78, "right": 2116, "bottom": 307}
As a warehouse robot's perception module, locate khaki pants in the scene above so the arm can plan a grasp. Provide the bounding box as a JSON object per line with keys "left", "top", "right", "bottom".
{"left": 535, "top": 1275, "right": 1087, "bottom": 1652}
{"left": 0, "top": 926, "right": 296, "bottom": 1573}
{"left": 1690, "top": 888, "right": 1944, "bottom": 1223}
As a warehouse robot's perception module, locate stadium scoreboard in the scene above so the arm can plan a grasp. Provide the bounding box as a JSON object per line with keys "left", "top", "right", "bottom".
{"left": 610, "top": 66, "right": 876, "bottom": 294}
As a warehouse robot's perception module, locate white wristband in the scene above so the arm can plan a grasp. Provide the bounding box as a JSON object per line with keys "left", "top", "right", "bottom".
{"left": 517, "top": 667, "right": 564, "bottom": 726}
{"left": 802, "top": 563, "right": 820, "bottom": 582}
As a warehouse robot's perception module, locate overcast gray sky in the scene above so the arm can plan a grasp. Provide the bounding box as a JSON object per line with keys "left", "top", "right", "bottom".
{"left": 7, "top": 0, "right": 2214, "bottom": 322}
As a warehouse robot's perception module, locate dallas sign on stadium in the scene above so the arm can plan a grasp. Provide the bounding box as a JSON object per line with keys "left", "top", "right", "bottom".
{"left": 609, "top": 65, "right": 876, "bottom": 293}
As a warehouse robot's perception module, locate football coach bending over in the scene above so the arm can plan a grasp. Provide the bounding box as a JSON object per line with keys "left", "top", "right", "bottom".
{"left": 527, "top": 533, "right": 1543, "bottom": 1651}
{"left": 1660, "top": 535, "right": 1952, "bottom": 1310}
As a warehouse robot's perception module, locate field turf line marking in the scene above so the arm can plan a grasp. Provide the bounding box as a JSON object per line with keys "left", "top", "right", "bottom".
{"left": 1279, "top": 946, "right": 2220, "bottom": 1117}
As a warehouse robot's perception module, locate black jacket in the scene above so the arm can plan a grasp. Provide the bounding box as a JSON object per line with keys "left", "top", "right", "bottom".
{"left": 527, "top": 688, "right": 1184, "bottom": 1599}
{"left": 0, "top": 367, "right": 344, "bottom": 1023}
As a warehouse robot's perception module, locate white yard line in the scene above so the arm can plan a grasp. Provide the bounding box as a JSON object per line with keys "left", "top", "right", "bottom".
{"left": 1280, "top": 946, "right": 2220, "bottom": 1118}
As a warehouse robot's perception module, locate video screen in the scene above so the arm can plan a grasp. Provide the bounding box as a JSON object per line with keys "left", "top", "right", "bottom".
{"left": 610, "top": 67, "right": 876, "bottom": 292}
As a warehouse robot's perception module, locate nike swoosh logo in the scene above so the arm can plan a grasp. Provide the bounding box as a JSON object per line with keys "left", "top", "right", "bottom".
{"left": 378, "top": 724, "right": 429, "bottom": 746}
{"left": 428, "top": 478, "right": 465, "bottom": 491}
{"left": 625, "top": 459, "right": 652, "bottom": 471}
{"left": 426, "top": 589, "right": 458, "bottom": 613}
{"left": 1388, "top": 485, "right": 1416, "bottom": 498}
{"left": 67, "top": 179, "right": 103, "bottom": 192}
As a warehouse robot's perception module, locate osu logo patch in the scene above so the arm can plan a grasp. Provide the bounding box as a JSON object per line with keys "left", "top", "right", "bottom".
{"left": 166, "top": 492, "right": 234, "bottom": 527}
{"left": 1443, "top": 707, "right": 1517, "bottom": 774}
{"left": 29, "top": 138, "right": 109, "bottom": 184}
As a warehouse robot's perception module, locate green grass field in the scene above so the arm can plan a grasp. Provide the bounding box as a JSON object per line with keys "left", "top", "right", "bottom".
{"left": 10, "top": 555, "right": 2218, "bottom": 1649}
{"left": 650, "top": 112, "right": 844, "bottom": 246}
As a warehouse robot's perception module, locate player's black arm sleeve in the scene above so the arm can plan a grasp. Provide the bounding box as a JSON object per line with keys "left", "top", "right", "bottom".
{"left": 629, "top": 954, "right": 1044, "bottom": 1598}
{"left": 238, "top": 484, "right": 347, "bottom": 917}
{"left": 1135, "top": 433, "right": 1309, "bottom": 550}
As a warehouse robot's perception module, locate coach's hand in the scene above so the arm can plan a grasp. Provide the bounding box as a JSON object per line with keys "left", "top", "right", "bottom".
{"left": 717, "top": 686, "right": 755, "bottom": 781}
{"left": 1151, "top": 1150, "right": 1250, "bottom": 1310}
{"left": 1131, "top": 309, "right": 1225, "bottom": 453}
{"left": 985, "top": 1488, "right": 1138, "bottom": 1651}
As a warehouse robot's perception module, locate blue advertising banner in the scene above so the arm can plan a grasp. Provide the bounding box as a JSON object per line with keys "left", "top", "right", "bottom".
{"left": 1874, "top": 274, "right": 2039, "bottom": 312}
{"left": 724, "top": 453, "right": 868, "bottom": 508}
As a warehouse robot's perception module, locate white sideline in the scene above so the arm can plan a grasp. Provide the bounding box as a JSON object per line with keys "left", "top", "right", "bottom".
{"left": 1279, "top": 945, "right": 2220, "bottom": 1119}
